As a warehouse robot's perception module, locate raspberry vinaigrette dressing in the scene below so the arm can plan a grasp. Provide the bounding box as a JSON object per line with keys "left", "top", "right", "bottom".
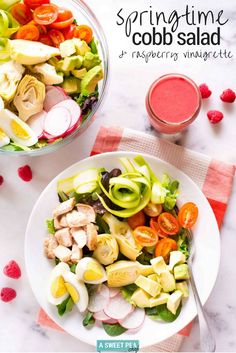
{"left": 146, "top": 74, "right": 201, "bottom": 134}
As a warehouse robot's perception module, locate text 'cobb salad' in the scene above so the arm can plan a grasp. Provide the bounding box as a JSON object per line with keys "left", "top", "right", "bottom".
{"left": 0, "top": 0, "right": 104, "bottom": 151}
{"left": 44, "top": 155, "right": 199, "bottom": 336}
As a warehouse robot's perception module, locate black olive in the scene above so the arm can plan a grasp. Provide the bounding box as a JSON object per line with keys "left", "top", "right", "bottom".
{"left": 101, "top": 172, "right": 110, "bottom": 191}
{"left": 109, "top": 168, "right": 122, "bottom": 178}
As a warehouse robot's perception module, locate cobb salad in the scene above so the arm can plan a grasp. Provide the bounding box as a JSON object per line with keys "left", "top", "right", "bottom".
{"left": 44, "top": 155, "right": 199, "bottom": 336}
{"left": 0, "top": 0, "right": 104, "bottom": 151}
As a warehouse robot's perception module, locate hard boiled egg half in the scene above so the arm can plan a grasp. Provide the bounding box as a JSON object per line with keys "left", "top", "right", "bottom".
{"left": 76, "top": 258, "right": 107, "bottom": 284}
{"left": 47, "top": 262, "right": 70, "bottom": 305}
{"left": 0, "top": 109, "right": 38, "bottom": 147}
{"left": 62, "top": 272, "right": 88, "bottom": 312}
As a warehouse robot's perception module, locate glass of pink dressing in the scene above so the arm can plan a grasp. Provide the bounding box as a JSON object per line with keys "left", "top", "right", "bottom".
{"left": 146, "top": 74, "right": 201, "bottom": 134}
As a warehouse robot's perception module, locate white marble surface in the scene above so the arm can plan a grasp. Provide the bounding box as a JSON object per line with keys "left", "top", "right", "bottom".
{"left": 0, "top": 0, "right": 236, "bottom": 351}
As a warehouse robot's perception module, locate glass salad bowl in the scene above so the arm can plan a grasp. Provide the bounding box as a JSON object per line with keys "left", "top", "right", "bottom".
{"left": 0, "top": 0, "right": 109, "bottom": 156}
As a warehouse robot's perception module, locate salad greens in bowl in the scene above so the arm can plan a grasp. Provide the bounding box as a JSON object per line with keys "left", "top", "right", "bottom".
{"left": 25, "top": 152, "right": 220, "bottom": 347}
{"left": 0, "top": 0, "right": 108, "bottom": 156}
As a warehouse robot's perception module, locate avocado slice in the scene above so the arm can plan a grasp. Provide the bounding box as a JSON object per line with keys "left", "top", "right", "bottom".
{"left": 61, "top": 55, "right": 83, "bottom": 72}
{"left": 176, "top": 281, "right": 189, "bottom": 298}
{"left": 72, "top": 68, "right": 87, "bottom": 79}
{"left": 149, "top": 292, "right": 170, "bottom": 307}
{"left": 131, "top": 288, "right": 150, "bottom": 308}
{"left": 167, "top": 290, "right": 183, "bottom": 315}
{"left": 174, "top": 264, "right": 190, "bottom": 280}
{"left": 73, "top": 39, "right": 91, "bottom": 56}
{"left": 135, "top": 275, "right": 161, "bottom": 297}
{"left": 83, "top": 52, "right": 101, "bottom": 70}
{"left": 61, "top": 77, "right": 81, "bottom": 95}
{"left": 81, "top": 65, "right": 103, "bottom": 95}
{"left": 151, "top": 256, "right": 167, "bottom": 274}
{"left": 160, "top": 270, "right": 176, "bottom": 292}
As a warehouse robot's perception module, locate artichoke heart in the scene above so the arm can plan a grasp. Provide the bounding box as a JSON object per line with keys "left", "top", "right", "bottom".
{"left": 93, "top": 233, "right": 119, "bottom": 266}
{"left": 0, "top": 60, "right": 25, "bottom": 102}
{"left": 13, "top": 74, "right": 45, "bottom": 121}
{"left": 102, "top": 213, "right": 142, "bottom": 261}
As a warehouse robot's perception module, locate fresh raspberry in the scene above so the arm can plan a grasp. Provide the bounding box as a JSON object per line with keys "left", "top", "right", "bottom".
{"left": 207, "top": 110, "right": 224, "bottom": 124}
{"left": 18, "top": 165, "right": 32, "bottom": 182}
{"left": 0, "top": 175, "right": 4, "bottom": 186}
{"left": 199, "top": 84, "right": 212, "bottom": 99}
{"left": 1, "top": 288, "right": 17, "bottom": 302}
{"left": 220, "top": 89, "right": 236, "bottom": 103}
{"left": 3, "top": 260, "right": 21, "bottom": 279}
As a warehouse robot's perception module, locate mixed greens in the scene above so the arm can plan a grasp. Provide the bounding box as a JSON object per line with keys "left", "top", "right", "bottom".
{"left": 44, "top": 155, "right": 199, "bottom": 336}
{"left": 0, "top": 0, "right": 103, "bottom": 151}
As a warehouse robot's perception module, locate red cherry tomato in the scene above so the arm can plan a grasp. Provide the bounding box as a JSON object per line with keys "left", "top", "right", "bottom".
{"left": 133, "top": 226, "right": 158, "bottom": 247}
{"left": 127, "top": 211, "right": 145, "bottom": 230}
{"left": 33, "top": 4, "right": 58, "bottom": 25}
{"left": 11, "top": 3, "right": 32, "bottom": 25}
{"left": 178, "top": 202, "right": 198, "bottom": 229}
{"left": 28, "top": 20, "right": 47, "bottom": 34}
{"left": 15, "top": 24, "right": 40, "bottom": 41}
{"left": 50, "top": 8, "right": 74, "bottom": 29}
{"left": 24, "top": 0, "right": 50, "bottom": 10}
{"left": 155, "top": 238, "right": 178, "bottom": 262}
{"left": 61, "top": 23, "right": 76, "bottom": 39}
{"left": 39, "top": 33, "right": 53, "bottom": 46}
{"left": 158, "top": 212, "right": 180, "bottom": 235}
{"left": 150, "top": 218, "right": 169, "bottom": 238}
{"left": 48, "top": 29, "right": 65, "bottom": 47}
{"left": 74, "top": 25, "right": 93, "bottom": 43}
{"left": 144, "top": 202, "right": 162, "bottom": 217}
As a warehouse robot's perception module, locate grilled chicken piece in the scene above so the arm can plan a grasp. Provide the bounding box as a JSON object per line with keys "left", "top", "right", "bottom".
{"left": 70, "top": 227, "right": 87, "bottom": 248}
{"left": 53, "top": 197, "right": 76, "bottom": 218}
{"left": 53, "top": 245, "right": 71, "bottom": 263}
{"left": 54, "top": 217, "right": 62, "bottom": 230}
{"left": 44, "top": 234, "right": 58, "bottom": 259}
{"left": 76, "top": 204, "right": 96, "bottom": 224}
{"left": 86, "top": 223, "right": 98, "bottom": 250}
{"left": 71, "top": 244, "right": 83, "bottom": 263}
{"left": 59, "top": 214, "right": 68, "bottom": 227}
{"left": 66, "top": 210, "right": 86, "bottom": 227}
{"left": 55, "top": 228, "right": 72, "bottom": 247}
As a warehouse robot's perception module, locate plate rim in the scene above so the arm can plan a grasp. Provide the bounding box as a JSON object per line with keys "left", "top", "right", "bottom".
{"left": 25, "top": 151, "right": 221, "bottom": 347}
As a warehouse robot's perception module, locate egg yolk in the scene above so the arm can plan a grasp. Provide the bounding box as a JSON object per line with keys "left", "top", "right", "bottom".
{"left": 11, "top": 120, "right": 30, "bottom": 139}
{"left": 51, "top": 276, "right": 67, "bottom": 298}
{"left": 65, "top": 283, "right": 79, "bottom": 303}
{"left": 0, "top": 128, "right": 7, "bottom": 138}
{"left": 83, "top": 262, "right": 104, "bottom": 281}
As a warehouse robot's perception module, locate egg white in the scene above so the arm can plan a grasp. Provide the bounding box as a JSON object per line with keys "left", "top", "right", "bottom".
{"left": 62, "top": 272, "right": 89, "bottom": 312}
{"left": 75, "top": 257, "right": 107, "bottom": 284}
{"left": 47, "top": 262, "right": 70, "bottom": 306}
{"left": 0, "top": 128, "right": 10, "bottom": 147}
{"left": 0, "top": 109, "right": 38, "bottom": 147}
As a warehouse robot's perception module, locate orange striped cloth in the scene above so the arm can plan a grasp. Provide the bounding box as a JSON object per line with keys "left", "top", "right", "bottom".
{"left": 38, "top": 126, "right": 235, "bottom": 352}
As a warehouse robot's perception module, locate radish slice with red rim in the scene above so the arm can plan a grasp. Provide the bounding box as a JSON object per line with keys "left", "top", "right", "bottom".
{"left": 93, "top": 310, "right": 111, "bottom": 321}
{"left": 53, "top": 99, "right": 82, "bottom": 128}
{"left": 109, "top": 288, "right": 120, "bottom": 298}
{"left": 104, "top": 294, "right": 134, "bottom": 320}
{"left": 43, "top": 106, "right": 71, "bottom": 137}
{"left": 102, "top": 318, "right": 118, "bottom": 324}
{"left": 44, "top": 86, "right": 69, "bottom": 112}
{"left": 88, "top": 284, "right": 110, "bottom": 313}
{"left": 118, "top": 308, "right": 145, "bottom": 330}
{"left": 27, "top": 111, "right": 47, "bottom": 138}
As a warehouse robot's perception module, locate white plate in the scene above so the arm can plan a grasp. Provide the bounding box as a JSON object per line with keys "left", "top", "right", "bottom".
{"left": 25, "top": 151, "right": 220, "bottom": 348}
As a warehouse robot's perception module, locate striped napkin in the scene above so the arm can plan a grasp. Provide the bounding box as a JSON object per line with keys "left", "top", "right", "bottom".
{"left": 38, "top": 126, "right": 235, "bottom": 352}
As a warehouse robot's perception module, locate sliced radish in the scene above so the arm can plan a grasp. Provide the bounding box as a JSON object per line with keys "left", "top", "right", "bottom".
{"left": 88, "top": 284, "right": 110, "bottom": 313}
{"left": 118, "top": 308, "right": 145, "bottom": 330}
{"left": 104, "top": 294, "right": 134, "bottom": 320}
{"left": 94, "top": 310, "right": 111, "bottom": 321}
{"left": 103, "top": 318, "right": 118, "bottom": 324}
{"left": 43, "top": 106, "right": 71, "bottom": 137}
{"left": 53, "top": 99, "right": 82, "bottom": 128}
{"left": 109, "top": 288, "right": 120, "bottom": 298}
{"left": 27, "top": 111, "right": 47, "bottom": 138}
{"left": 44, "top": 86, "right": 68, "bottom": 112}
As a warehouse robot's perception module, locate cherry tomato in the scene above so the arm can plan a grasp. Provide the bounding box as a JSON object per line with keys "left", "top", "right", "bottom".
{"left": 74, "top": 25, "right": 93, "bottom": 43}
{"left": 158, "top": 212, "right": 180, "bottom": 235}
{"left": 48, "top": 29, "right": 65, "bottom": 47}
{"left": 24, "top": 0, "right": 50, "bottom": 10}
{"left": 128, "top": 211, "right": 145, "bottom": 230}
{"left": 155, "top": 238, "right": 178, "bottom": 262}
{"left": 150, "top": 218, "right": 169, "bottom": 238}
{"left": 11, "top": 4, "right": 32, "bottom": 25}
{"left": 144, "top": 202, "right": 162, "bottom": 217}
{"left": 28, "top": 20, "right": 47, "bottom": 34}
{"left": 15, "top": 24, "right": 40, "bottom": 41}
{"left": 50, "top": 8, "right": 74, "bottom": 29}
{"left": 33, "top": 4, "right": 58, "bottom": 25}
{"left": 61, "top": 24, "right": 76, "bottom": 39}
{"left": 178, "top": 202, "right": 198, "bottom": 229}
{"left": 133, "top": 226, "right": 158, "bottom": 247}
{"left": 39, "top": 33, "right": 53, "bottom": 46}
